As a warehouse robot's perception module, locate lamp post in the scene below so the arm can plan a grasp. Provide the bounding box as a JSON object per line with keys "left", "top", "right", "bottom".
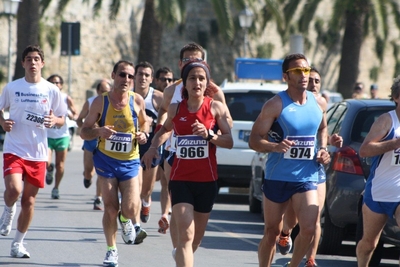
{"left": 239, "top": 6, "right": 254, "bottom": 58}
{"left": 3, "top": 0, "right": 21, "bottom": 83}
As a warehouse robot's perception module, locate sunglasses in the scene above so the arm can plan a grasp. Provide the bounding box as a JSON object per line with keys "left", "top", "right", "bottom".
{"left": 52, "top": 82, "right": 62, "bottom": 85}
{"left": 118, "top": 72, "right": 134, "bottom": 80}
{"left": 159, "top": 77, "right": 173, "bottom": 83}
{"left": 286, "top": 67, "right": 311, "bottom": 75}
{"left": 181, "top": 57, "right": 203, "bottom": 63}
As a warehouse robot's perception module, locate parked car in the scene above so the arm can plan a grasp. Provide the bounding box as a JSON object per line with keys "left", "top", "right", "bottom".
{"left": 249, "top": 99, "right": 400, "bottom": 261}
{"left": 217, "top": 80, "right": 286, "bottom": 189}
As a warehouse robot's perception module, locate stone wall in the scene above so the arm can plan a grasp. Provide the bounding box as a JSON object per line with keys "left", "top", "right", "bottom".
{"left": 0, "top": 0, "right": 397, "bottom": 109}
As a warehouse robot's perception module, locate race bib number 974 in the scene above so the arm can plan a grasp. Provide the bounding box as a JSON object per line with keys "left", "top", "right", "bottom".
{"left": 283, "top": 135, "right": 315, "bottom": 160}
{"left": 176, "top": 135, "right": 209, "bottom": 159}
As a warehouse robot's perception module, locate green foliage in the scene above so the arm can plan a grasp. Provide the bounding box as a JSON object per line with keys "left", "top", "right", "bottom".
{"left": 256, "top": 43, "right": 274, "bottom": 58}
{"left": 369, "top": 66, "right": 379, "bottom": 81}
{"left": 0, "top": 70, "right": 5, "bottom": 84}
{"left": 375, "top": 37, "right": 385, "bottom": 63}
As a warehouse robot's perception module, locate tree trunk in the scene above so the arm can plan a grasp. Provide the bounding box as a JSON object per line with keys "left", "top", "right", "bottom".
{"left": 336, "top": 1, "right": 368, "bottom": 99}
{"left": 14, "top": 0, "right": 40, "bottom": 80}
{"left": 137, "top": 0, "right": 163, "bottom": 69}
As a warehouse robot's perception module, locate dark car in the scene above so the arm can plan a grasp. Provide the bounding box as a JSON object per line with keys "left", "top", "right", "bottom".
{"left": 249, "top": 99, "right": 400, "bottom": 262}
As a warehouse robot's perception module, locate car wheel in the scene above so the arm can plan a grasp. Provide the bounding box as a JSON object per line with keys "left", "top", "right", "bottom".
{"left": 355, "top": 206, "right": 383, "bottom": 267}
{"left": 318, "top": 206, "right": 344, "bottom": 255}
{"left": 249, "top": 181, "right": 261, "bottom": 213}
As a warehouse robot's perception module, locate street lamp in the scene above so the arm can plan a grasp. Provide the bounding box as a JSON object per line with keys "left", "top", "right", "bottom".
{"left": 3, "top": 0, "right": 21, "bottom": 83}
{"left": 239, "top": 6, "right": 254, "bottom": 58}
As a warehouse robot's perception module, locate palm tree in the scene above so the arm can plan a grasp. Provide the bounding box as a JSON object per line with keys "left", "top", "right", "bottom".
{"left": 260, "top": 0, "right": 400, "bottom": 98}
{"left": 13, "top": 0, "right": 40, "bottom": 80}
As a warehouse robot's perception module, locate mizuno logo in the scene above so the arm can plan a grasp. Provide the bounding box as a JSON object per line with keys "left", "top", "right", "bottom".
{"left": 179, "top": 117, "right": 187, "bottom": 121}
{"left": 288, "top": 107, "right": 296, "bottom": 112}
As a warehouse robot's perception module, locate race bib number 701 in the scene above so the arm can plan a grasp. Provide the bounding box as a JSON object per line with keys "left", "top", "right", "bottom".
{"left": 105, "top": 132, "right": 133, "bottom": 153}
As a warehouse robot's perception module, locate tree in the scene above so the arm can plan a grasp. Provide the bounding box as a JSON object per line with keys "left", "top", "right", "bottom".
{"left": 13, "top": 0, "right": 40, "bottom": 80}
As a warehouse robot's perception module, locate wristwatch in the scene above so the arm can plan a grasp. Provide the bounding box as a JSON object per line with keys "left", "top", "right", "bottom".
{"left": 319, "top": 147, "right": 328, "bottom": 152}
{"left": 143, "top": 132, "right": 150, "bottom": 139}
{"left": 206, "top": 129, "right": 215, "bottom": 141}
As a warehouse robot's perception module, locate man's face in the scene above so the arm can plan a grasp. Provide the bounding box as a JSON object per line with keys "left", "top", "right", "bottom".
{"left": 155, "top": 72, "right": 173, "bottom": 91}
{"left": 111, "top": 64, "right": 134, "bottom": 92}
{"left": 134, "top": 67, "right": 153, "bottom": 91}
{"left": 22, "top": 52, "right": 44, "bottom": 75}
{"left": 179, "top": 51, "right": 203, "bottom": 70}
{"left": 307, "top": 71, "right": 321, "bottom": 95}
{"left": 283, "top": 59, "right": 310, "bottom": 91}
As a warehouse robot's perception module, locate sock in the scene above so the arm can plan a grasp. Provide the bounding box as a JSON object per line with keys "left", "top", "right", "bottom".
{"left": 119, "top": 213, "right": 129, "bottom": 223}
{"left": 280, "top": 231, "right": 289, "bottom": 237}
{"left": 5, "top": 204, "right": 15, "bottom": 212}
{"left": 13, "top": 230, "right": 27, "bottom": 244}
{"left": 142, "top": 199, "right": 151, "bottom": 207}
{"left": 133, "top": 223, "right": 140, "bottom": 228}
{"left": 107, "top": 245, "right": 117, "bottom": 251}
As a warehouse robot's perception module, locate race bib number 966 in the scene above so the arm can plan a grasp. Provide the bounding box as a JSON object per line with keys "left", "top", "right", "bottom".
{"left": 283, "top": 135, "right": 315, "bottom": 160}
{"left": 176, "top": 135, "right": 209, "bottom": 159}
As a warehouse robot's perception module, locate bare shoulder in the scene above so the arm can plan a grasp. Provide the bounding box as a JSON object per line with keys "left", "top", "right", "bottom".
{"left": 163, "top": 82, "right": 177, "bottom": 98}
{"left": 316, "top": 95, "right": 328, "bottom": 111}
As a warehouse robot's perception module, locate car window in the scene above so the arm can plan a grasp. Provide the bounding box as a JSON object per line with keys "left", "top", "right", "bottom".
{"left": 351, "top": 108, "right": 393, "bottom": 143}
{"left": 327, "top": 103, "right": 347, "bottom": 135}
{"left": 225, "top": 91, "right": 276, "bottom": 121}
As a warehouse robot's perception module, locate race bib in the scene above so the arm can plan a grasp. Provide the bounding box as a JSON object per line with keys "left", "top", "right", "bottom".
{"left": 283, "top": 135, "right": 315, "bottom": 160}
{"left": 104, "top": 132, "right": 133, "bottom": 153}
{"left": 390, "top": 148, "right": 400, "bottom": 166}
{"left": 176, "top": 135, "right": 208, "bottom": 159}
{"left": 21, "top": 110, "right": 46, "bottom": 129}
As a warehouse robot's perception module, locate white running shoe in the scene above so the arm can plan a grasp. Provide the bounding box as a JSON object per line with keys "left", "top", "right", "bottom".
{"left": 10, "top": 242, "right": 30, "bottom": 258}
{"left": 0, "top": 203, "right": 16, "bottom": 236}
{"left": 103, "top": 249, "right": 118, "bottom": 267}
{"left": 117, "top": 211, "right": 135, "bottom": 244}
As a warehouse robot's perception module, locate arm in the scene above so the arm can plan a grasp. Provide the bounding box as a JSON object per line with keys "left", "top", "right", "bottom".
{"left": 316, "top": 110, "right": 330, "bottom": 164}
{"left": 208, "top": 101, "right": 233, "bottom": 148}
{"left": 359, "top": 113, "right": 398, "bottom": 157}
{"left": 76, "top": 100, "right": 90, "bottom": 128}
{"left": 135, "top": 93, "right": 150, "bottom": 144}
{"left": 211, "top": 83, "right": 233, "bottom": 128}
{"left": 80, "top": 96, "right": 115, "bottom": 140}
{"left": 67, "top": 95, "right": 78, "bottom": 120}
{"left": 248, "top": 96, "right": 293, "bottom": 153}
{"left": 157, "top": 83, "right": 176, "bottom": 125}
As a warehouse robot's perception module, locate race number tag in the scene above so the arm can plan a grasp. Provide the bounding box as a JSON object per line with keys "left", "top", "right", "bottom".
{"left": 21, "top": 110, "right": 46, "bottom": 129}
{"left": 390, "top": 148, "right": 400, "bottom": 166}
{"left": 283, "top": 135, "right": 315, "bottom": 160}
{"left": 176, "top": 135, "right": 208, "bottom": 159}
{"left": 105, "top": 132, "right": 133, "bottom": 153}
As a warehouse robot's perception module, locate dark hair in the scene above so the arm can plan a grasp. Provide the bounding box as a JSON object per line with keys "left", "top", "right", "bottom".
{"left": 354, "top": 82, "right": 364, "bottom": 90}
{"left": 155, "top": 67, "right": 173, "bottom": 79}
{"left": 134, "top": 61, "right": 154, "bottom": 76}
{"left": 179, "top": 42, "right": 205, "bottom": 60}
{"left": 310, "top": 66, "right": 320, "bottom": 76}
{"left": 282, "top": 53, "right": 307, "bottom": 73}
{"left": 180, "top": 60, "right": 211, "bottom": 99}
{"left": 112, "top": 60, "right": 135, "bottom": 74}
{"left": 22, "top": 45, "right": 45, "bottom": 62}
{"left": 96, "top": 79, "right": 111, "bottom": 92}
{"left": 47, "top": 74, "right": 64, "bottom": 84}
{"left": 390, "top": 76, "right": 400, "bottom": 105}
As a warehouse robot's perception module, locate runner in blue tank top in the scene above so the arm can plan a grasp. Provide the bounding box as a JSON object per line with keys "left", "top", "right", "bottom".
{"left": 249, "top": 53, "right": 331, "bottom": 267}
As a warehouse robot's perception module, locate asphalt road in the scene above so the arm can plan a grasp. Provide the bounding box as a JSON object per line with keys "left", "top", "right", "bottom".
{"left": 0, "top": 136, "right": 398, "bottom": 267}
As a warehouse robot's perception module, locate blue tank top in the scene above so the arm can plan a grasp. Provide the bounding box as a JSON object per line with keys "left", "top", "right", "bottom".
{"left": 265, "top": 90, "right": 322, "bottom": 182}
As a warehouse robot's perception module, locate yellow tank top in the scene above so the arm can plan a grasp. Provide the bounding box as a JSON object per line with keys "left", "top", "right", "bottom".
{"left": 97, "top": 91, "right": 140, "bottom": 160}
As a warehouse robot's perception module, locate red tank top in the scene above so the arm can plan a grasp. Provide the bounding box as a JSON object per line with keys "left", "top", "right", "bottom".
{"left": 170, "top": 97, "right": 217, "bottom": 182}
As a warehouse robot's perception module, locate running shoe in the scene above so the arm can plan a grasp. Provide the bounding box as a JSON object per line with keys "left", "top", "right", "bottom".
{"left": 10, "top": 242, "right": 30, "bottom": 258}
{"left": 140, "top": 205, "right": 150, "bottom": 223}
{"left": 103, "top": 249, "right": 118, "bottom": 267}
{"left": 51, "top": 188, "right": 60, "bottom": 199}
{"left": 0, "top": 203, "right": 16, "bottom": 236}
{"left": 46, "top": 163, "right": 55, "bottom": 185}
{"left": 172, "top": 248, "right": 176, "bottom": 260}
{"left": 83, "top": 178, "right": 92, "bottom": 188}
{"left": 93, "top": 197, "right": 103, "bottom": 210}
{"left": 305, "top": 258, "right": 318, "bottom": 267}
{"left": 158, "top": 216, "right": 169, "bottom": 234}
{"left": 117, "top": 211, "right": 135, "bottom": 244}
{"left": 134, "top": 225, "right": 147, "bottom": 244}
{"left": 276, "top": 234, "right": 292, "bottom": 255}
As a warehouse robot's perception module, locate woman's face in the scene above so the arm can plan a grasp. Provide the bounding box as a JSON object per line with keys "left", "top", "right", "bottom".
{"left": 185, "top": 67, "right": 207, "bottom": 98}
{"left": 49, "top": 76, "right": 63, "bottom": 90}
